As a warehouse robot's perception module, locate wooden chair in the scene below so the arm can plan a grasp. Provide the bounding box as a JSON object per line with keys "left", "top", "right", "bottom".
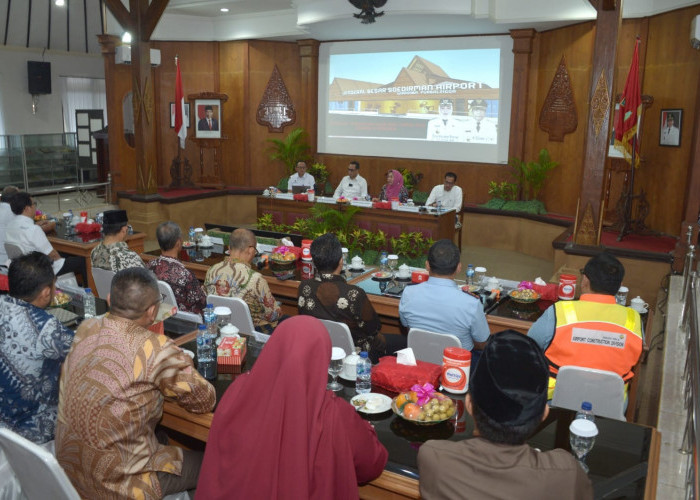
{"left": 551, "top": 366, "right": 626, "bottom": 421}
{"left": 407, "top": 328, "right": 461, "bottom": 365}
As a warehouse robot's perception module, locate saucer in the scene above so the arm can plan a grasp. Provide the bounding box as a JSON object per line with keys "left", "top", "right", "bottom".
{"left": 348, "top": 267, "right": 365, "bottom": 273}
{"left": 198, "top": 243, "right": 214, "bottom": 248}
{"left": 351, "top": 393, "right": 392, "bottom": 414}
{"left": 395, "top": 276, "right": 411, "bottom": 282}
{"left": 339, "top": 372, "right": 356, "bottom": 382}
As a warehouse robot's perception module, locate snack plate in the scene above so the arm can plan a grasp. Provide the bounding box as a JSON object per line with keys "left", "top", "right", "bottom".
{"left": 372, "top": 271, "right": 392, "bottom": 281}
{"left": 182, "top": 242, "right": 195, "bottom": 248}
{"left": 509, "top": 289, "right": 540, "bottom": 304}
{"left": 351, "top": 393, "right": 392, "bottom": 414}
{"left": 461, "top": 284, "right": 481, "bottom": 293}
{"left": 391, "top": 396, "right": 455, "bottom": 425}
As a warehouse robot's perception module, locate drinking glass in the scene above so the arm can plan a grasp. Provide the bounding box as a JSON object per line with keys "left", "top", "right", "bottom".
{"left": 615, "top": 286, "right": 629, "bottom": 306}
{"left": 569, "top": 419, "right": 598, "bottom": 473}
{"left": 327, "top": 347, "right": 346, "bottom": 391}
{"left": 387, "top": 254, "right": 399, "bottom": 276}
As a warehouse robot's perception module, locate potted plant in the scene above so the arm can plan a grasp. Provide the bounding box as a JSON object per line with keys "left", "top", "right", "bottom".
{"left": 267, "top": 128, "right": 312, "bottom": 180}
{"left": 308, "top": 162, "right": 331, "bottom": 195}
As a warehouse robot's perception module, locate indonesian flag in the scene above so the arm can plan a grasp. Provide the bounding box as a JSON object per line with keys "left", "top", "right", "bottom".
{"left": 175, "top": 57, "right": 186, "bottom": 150}
{"left": 613, "top": 39, "right": 642, "bottom": 167}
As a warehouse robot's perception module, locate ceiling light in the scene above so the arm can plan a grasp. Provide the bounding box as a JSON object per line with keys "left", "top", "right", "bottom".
{"left": 122, "top": 32, "right": 132, "bottom": 44}
{"left": 55, "top": 0, "right": 65, "bottom": 6}
{"left": 220, "top": 8, "right": 229, "bottom": 12}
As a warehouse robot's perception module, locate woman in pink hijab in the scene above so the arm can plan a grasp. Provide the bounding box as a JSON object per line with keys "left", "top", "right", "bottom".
{"left": 378, "top": 169, "right": 409, "bottom": 203}
{"left": 196, "top": 316, "right": 388, "bottom": 500}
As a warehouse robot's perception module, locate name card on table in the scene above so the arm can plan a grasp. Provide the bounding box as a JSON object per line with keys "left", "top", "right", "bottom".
{"left": 314, "top": 196, "right": 336, "bottom": 204}
{"left": 274, "top": 192, "right": 294, "bottom": 200}
{"left": 394, "top": 205, "right": 420, "bottom": 213}
{"left": 350, "top": 200, "right": 373, "bottom": 208}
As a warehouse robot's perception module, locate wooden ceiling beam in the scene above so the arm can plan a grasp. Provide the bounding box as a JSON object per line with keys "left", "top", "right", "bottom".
{"left": 103, "top": 0, "right": 132, "bottom": 32}
{"left": 143, "top": 0, "right": 169, "bottom": 41}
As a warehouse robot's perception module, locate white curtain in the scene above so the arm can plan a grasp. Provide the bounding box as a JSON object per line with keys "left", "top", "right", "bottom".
{"left": 60, "top": 77, "right": 107, "bottom": 133}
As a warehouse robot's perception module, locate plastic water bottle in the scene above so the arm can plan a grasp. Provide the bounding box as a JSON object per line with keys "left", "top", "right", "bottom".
{"left": 466, "top": 264, "right": 475, "bottom": 286}
{"left": 204, "top": 304, "right": 216, "bottom": 336}
{"left": 196, "top": 324, "right": 217, "bottom": 380}
{"left": 188, "top": 226, "right": 195, "bottom": 243}
{"left": 380, "top": 251, "right": 388, "bottom": 272}
{"left": 83, "top": 288, "right": 96, "bottom": 318}
{"left": 575, "top": 401, "right": 595, "bottom": 422}
{"left": 356, "top": 351, "right": 372, "bottom": 394}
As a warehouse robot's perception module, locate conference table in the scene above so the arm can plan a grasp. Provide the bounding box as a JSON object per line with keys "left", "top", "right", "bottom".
{"left": 257, "top": 195, "right": 457, "bottom": 242}
{"left": 162, "top": 330, "right": 660, "bottom": 500}
{"left": 48, "top": 221, "right": 146, "bottom": 292}
{"left": 141, "top": 246, "right": 544, "bottom": 335}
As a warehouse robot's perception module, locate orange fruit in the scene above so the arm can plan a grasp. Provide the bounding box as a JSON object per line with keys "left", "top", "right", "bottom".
{"left": 395, "top": 393, "right": 412, "bottom": 409}
{"left": 402, "top": 403, "right": 422, "bottom": 420}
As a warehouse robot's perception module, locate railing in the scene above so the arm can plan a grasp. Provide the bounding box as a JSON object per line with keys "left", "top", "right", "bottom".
{"left": 28, "top": 174, "right": 112, "bottom": 211}
{"left": 679, "top": 225, "right": 699, "bottom": 499}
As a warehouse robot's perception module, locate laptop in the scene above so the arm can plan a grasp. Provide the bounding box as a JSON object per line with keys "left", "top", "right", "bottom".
{"left": 291, "top": 185, "right": 308, "bottom": 194}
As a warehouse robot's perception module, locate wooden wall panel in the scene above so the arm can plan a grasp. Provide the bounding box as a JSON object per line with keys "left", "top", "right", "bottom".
{"left": 219, "top": 41, "right": 248, "bottom": 186}
{"left": 636, "top": 5, "right": 700, "bottom": 235}
{"left": 246, "top": 41, "right": 301, "bottom": 188}
{"left": 151, "top": 41, "right": 218, "bottom": 187}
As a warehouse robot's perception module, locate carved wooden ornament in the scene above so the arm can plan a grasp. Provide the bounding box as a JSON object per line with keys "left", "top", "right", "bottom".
{"left": 591, "top": 70, "right": 610, "bottom": 138}
{"left": 538, "top": 56, "right": 578, "bottom": 141}
{"left": 575, "top": 202, "right": 598, "bottom": 246}
{"left": 256, "top": 65, "right": 296, "bottom": 132}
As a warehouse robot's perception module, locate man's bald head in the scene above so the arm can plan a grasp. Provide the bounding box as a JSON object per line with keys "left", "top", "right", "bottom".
{"left": 229, "top": 228, "right": 256, "bottom": 252}
{"left": 109, "top": 267, "right": 160, "bottom": 321}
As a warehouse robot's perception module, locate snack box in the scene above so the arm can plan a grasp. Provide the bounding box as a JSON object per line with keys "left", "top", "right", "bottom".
{"left": 217, "top": 336, "right": 247, "bottom": 373}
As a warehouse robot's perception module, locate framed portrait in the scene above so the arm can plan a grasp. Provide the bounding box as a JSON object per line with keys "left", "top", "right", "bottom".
{"left": 169, "top": 102, "right": 190, "bottom": 128}
{"left": 194, "top": 98, "right": 222, "bottom": 139}
{"left": 659, "top": 109, "right": 682, "bottom": 147}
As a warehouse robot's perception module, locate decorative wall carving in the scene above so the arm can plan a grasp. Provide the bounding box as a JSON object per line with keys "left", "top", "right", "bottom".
{"left": 538, "top": 56, "right": 577, "bottom": 141}
{"left": 256, "top": 65, "right": 296, "bottom": 132}
{"left": 575, "top": 202, "right": 598, "bottom": 246}
{"left": 591, "top": 71, "right": 610, "bottom": 137}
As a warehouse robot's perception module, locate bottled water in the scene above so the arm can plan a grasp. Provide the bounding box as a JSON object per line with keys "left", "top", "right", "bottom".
{"left": 379, "top": 251, "right": 388, "bottom": 272}
{"left": 575, "top": 401, "right": 595, "bottom": 422}
{"left": 356, "top": 351, "right": 372, "bottom": 394}
{"left": 83, "top": 288, "right": 96, "bottom": 318}
{"left": 188, "top": 226, "right": 195, "bottom": 243}
{"left": 196, "top": 324, "right": 217, "bottom": 380}
{"left": 466, "top": 264, "right": 475, "bottom": 286}
{"left": 204, "top": 304, "right": 217, "bottom": 336}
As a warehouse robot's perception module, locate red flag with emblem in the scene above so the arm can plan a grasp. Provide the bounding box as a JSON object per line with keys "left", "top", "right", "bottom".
{"left": 613, "top": 39, "right": 642, "bottom": 167}
{"left": 175, "top": 57, "right": 186, "bottom": 149}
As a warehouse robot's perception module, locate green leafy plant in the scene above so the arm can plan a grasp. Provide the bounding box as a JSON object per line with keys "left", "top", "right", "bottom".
{"left": 267, "top": 128, "right": 312, "bottom": 175}
{"left": 391, "top": 232, "right": 434, "bottom": 259}
{"left": 487, "top": 181, "right": 518, "bottom": 201}
{"left": 257, "top": 213, "right": 275, "bottom": 231}
{"left": 401, "top": 169, "right": 424, "bottom": 192}
{"left": 509, "top": 148, "right": 558, "bottom": 201}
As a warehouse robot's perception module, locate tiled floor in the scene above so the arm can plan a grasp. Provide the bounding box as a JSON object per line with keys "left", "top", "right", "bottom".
{"left": 656, "top": 275, "right": 691, "bottom": 498}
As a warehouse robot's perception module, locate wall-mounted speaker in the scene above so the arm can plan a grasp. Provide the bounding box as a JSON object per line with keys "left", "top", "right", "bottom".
{"left": 27, "top": 61, "right": 51, "bottom": 95}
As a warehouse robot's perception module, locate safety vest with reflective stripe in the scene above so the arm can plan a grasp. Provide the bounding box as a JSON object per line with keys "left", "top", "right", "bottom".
{"left": 546, "top": 294, "right": 643, "bottom": 384}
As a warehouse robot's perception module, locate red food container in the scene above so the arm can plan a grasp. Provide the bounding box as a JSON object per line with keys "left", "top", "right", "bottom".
{"left": 558, "top": 274, "right": 578, "bottom": 300}
{"left": 411, "top": 270, "right": 429, "bottom": 283}
{"left": 301, "top": 239, "right": 313, "bottom": 260}
{"left": 217, "top": 336, "right": 247, "bottom": 374}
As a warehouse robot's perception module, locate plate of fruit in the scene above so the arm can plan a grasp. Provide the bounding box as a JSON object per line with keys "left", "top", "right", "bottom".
{"left": 391, "top": 389, "right": 456, "bottom": 425}
{"left": 509, "top": 288, "right": 540, "bottom": 304}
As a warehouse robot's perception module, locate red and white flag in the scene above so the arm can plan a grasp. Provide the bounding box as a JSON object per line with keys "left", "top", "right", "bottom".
{"left": 174, "top": 57, "right": 186, "bottom": 149}
{"left": 613, "top": 38, "right": 642, "bottom": 167}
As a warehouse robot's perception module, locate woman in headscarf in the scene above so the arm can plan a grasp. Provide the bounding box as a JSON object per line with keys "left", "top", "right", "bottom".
{"left": 196, "top": 315, "right": 388, "bottom": 500}
{"left": 377, "top": 169, "right": 409, "bottom": 203}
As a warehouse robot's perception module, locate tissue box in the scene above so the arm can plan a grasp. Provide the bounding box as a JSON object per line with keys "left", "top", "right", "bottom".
{"left": 371, "top": 356, "right": 442, "bottom": 392}
{"left": 217, "top": 336, "right": 247, "bottom": 373}
{"left": 372, "top": 201, "right": 392, "bottom": 210}
{"left": 293, "top": 193, "right": 309, "bottom": 202}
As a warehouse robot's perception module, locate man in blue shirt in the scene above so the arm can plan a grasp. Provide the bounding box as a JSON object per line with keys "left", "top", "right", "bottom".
{"left": 399, "top": 240, "right": 489, "bottom": 354}
{"left": 0, "top": 252, "right": 75, "bottom": 443}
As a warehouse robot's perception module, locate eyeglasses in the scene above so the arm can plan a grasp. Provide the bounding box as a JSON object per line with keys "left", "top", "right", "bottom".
{"left": 579, "top": 268, "right": 586, "bottom": 276}
{"left": 348, "top": 168, "right": 357, "bottom": 172}
{"left": 249, "top": 245, "right": 261, "bottom": 257}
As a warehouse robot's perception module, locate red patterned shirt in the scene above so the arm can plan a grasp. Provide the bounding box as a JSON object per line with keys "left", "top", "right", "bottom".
{"left": 147, "top": 255, "right": 206, "bottom": 315}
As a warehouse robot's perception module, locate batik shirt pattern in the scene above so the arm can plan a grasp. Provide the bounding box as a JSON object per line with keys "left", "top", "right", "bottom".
{"left": 91, "top": 241, "right": 145, "bottom": 272}
{"left": 147, "top": 255, "right": 206, "bottom": 315}
{"left": 203, "top": 257, "right": 281, "bottom": 329}
{"left": 0, "top": 296, "right": 74, "bottom": 444}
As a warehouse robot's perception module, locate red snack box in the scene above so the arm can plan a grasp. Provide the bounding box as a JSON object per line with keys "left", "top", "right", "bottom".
{"left": 293, "top": 193, "right": 309, "bottom": 202}
{"left": 217, "top": 336, "right": 247, "bottom": 373}
{"left": 371, "top": 356, "right": 442, "bottom": 393}
{"left": 372, "top": 201, "right": 392, "bottom": 210}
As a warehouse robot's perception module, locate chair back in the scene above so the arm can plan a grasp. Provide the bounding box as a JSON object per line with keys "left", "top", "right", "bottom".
{"left": 4, "top": 243, "right": 23, "bottom": 260}
{"left": 158, "top": 280, "right": 202, "bottom": 324}
{"left": 0, "top": 428, "right": 79, "bottom": 500}
{"left": 551, "top": 366, "right": 626, "bottom": 420}
{"left": 206, "top": 295, "right": 256, "bottom": 335}
{"left": 407, "top": 328, "right": 461, "bottom": 365}
{"left": 319, "top": 319, "right": 354, "bottom": 355}
{"left": 91, "top": 267, "right": 115, "bottom": 299}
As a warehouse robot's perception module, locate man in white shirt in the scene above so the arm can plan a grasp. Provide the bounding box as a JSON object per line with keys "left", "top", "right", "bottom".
{"left": 5, "top": 192, "right": 64, "bottom": 274}
{"left": 660, "top": 113, "right": 680, "bottom": 146}
{"left": 426, "top": 172, "right": 463, "bottom": 211}
{"left": 466, "top": 99, "right": 498, "bottom": 144}
{"left": 0, "top": 185, "right": 19, "bottom": 264}
{"left": 287, "top": 161, "right": 315, "bottom": 191}
{"left": 426, "top": 99, "right": 467, "bottom": 143}
{"left": 333, "top": 161, "right": 368, "bottom": 199}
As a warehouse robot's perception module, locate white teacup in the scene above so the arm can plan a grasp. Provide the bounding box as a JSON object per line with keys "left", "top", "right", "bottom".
{"left": 486, "top": 277, "right": 500, "bottom": 290}
{"left": 397, "top": 264, "right": 410, "bottom": 278}
{"left": 630, "top": 296, "right": 649, "bottom": 313}
{"left": 201, "top": 235, "right": 212, "bottom": 246}
{"left": 343, "top": 351, "right": 360, "bottom": 379}
{"left": 350, "top": 256, "right": 364, "bottom": 269}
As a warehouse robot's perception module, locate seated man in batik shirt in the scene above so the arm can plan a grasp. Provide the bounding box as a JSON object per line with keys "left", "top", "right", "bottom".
{"left": 147, "top": 221, "right": 206, "bottom": 316}
{"left": 298, "top": 233, "right": 406, "bottom": 362}
{"left": 90, "top": 209, "right": 145, "bottom": 272}
{"left": 204, "top": 228, "right": 282, "bottom": 333}
{"left": 56, "top": 267, "right": 216, "bottom": 499}
{"left": 0, "top": 252, "right": 74, "bottom": 443}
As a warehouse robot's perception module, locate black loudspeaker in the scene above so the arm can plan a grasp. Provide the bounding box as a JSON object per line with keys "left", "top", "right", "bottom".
{"left": 27, "top": 61, "right": 51, "bottom": 95}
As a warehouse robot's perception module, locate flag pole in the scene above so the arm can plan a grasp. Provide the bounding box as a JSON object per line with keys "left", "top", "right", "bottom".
{"left": 617, "top": 134, "right": 636, "bottom": 241}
